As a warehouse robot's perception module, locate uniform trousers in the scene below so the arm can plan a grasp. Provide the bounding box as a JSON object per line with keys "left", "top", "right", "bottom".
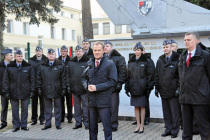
{"left": 161, "top": 97, "right": 180, "bottom": 135}
{"left": 111, "top": 92, "right": 119, "bottom": 129}
{"left": 61, "top": 93, "right": 73, "bottom": 121}
{"left": 44, "top": 98, "right": 61, "bottom": 127}
{"left": 11, "top": 99, "right": 29, "bottom": 129}
{"left": 1, "top": 95, "right": 9, "bottom": 126}
{"left": 31, "top": 92, "right": 45, "bottom": 123}
{"left": 73, "top": 94, "right": 88, "bottom": 127}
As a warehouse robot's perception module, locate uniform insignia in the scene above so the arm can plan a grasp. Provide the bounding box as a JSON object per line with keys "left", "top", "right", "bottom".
{"left": 54, "top": 67, "right": 58, "bottom": 70}
{"left": 138, "top": 0, "right": 154, "bottom": 16}
{"left": 140, "top": 64, "right": 145, "bottom": 67}
{"left": 23, "top": 70, "right": 28, "bottom": 72}
{"left": 169, "top": 65, "right": 174, "bottom": 68}
{"left": 81, "top": 66, "right": 85, "bottom": 68}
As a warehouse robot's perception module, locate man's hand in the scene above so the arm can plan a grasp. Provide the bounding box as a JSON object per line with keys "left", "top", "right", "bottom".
{"left": 67, "top": 86, "right": 71, "bottom": 95}
{"left": 61, "top": 89, "right": 66, "bottom": 96}
{"left": 175, "top": 88, "right": 180, "bottom": 97}
{"left": 116, "top": 82, "right": 122, "bottom": 92}
{"left": 155, "top": 88, "right": 159, "bottom": 98}
{"left": 30, "top": 92, "right": 34, "bottom": 98}
{"left": 37, "top": 88, "right": 42, "bottom": 96}
{"left": 88, "top": 85, "right": 96, "bottom": 92}
{"left": 125, "top": 91, "right": 130, "bottom": 97}
{"left": 5, "top": 93, "right": 10, "bottom": 100}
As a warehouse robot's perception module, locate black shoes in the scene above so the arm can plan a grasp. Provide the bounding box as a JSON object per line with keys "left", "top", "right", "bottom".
{"left": 139, "top": 127, "right": 144, "bottom": 134}
{"left": 193, "top": 131, "right": 200, "bottom": 135}
{"left": 0, "top": 125, "right": 7, "bottom": 129}
{"left": 31, "top": 121, "right": 37, "bottom": 125}
{"left": 68, "top": 120, "right": 73, "bottom": 123}
{"left": 112, "top": 128, "right": 117, "bottom": 132}
{"left": 171, "top": 135, "right": 177, "bottom": 138}
{"left": 21, "top": 127, "right": 29, "bottom": 131}
{"left": 134, "top": 129, "right": 139, "bottom": 133}
{"left": 73, "top": 125, "right": 82, "bottom": 129}
{"left": 42, "top": 126, "right": 51, "bottom": 130}
{"left": 12, "top": 128, "right": 20, "bottom": 132}
{"left": 132, "top": 121, "right": 137, "bottom": 125}
{"left": 40, "top": 122, "right": 44, "bottom": 125}
{"left": 161, "top": 132, "right": 171, "bottom": 137}
{"left": 85, "top": 126, "right": 89, "bottom": 130}
{"left": 56, "top": 126, "right": 62, "bottom": 130}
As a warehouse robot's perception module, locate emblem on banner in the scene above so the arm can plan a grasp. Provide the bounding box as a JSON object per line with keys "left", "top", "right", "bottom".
{"left": 138, "top": 0, "right": 154, "bottom": 16}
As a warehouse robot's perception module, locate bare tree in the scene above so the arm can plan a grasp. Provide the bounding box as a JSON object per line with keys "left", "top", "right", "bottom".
{"left": 82, "top": 0, "right": 93, "bottom": 39}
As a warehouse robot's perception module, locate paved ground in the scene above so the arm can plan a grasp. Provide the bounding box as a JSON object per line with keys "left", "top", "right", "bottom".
{"left": 0, "top": 119, "right": 201, "bottom": 140}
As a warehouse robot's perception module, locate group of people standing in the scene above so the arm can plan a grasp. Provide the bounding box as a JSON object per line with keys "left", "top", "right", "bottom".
{"left": 0, "top": 31, "right": 210, "bottom": 140}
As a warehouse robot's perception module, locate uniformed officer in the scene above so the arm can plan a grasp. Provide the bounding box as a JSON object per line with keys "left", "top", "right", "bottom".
{"left": 82, "top": 41, "right": 117, "bottom": 140}
{"left": 82, "top": 38, "right": 94, "bottom": 58}
{"left": 170, "top": 39, "right": 178, "bottom": 53}
{"left": 0, "top": 49, "right": 13, "bottom": 129}
{"left": 104, "top": 40, "right": 127, "bottom": 132}
{"left": 58, "top": 45, "right": 73, "bottom": 123}
{"left": 2, "top": 50, "right": 35, "bottom": 132}
{"left": 155, "top": 40, "right": 181, "bottom": 138}
{"left": 37, "top": 49, "right": 66, "bottom": 130}
{"left": 29, "top": 46, "right": 47, "bottom": 125}
{"left": 66, "top": 45, "right": 89, "bottom": 130}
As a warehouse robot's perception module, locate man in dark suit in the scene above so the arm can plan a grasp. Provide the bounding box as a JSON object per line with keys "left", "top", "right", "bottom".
{"left": 58, "top": 45, "right": 72, "bottom": 123}
{"left": 82, "top": 41, "right": 117, "bottom": 140}
{"left": 29, "top": 46, "right": 47, "bottom": 125}
{"left": 178, "top": 32, "right": 210, "bottom": 140}
{"left": 3, "top": 50, "right": 35, "bottom": 132}
{"left": 0, "top": 49, "right": 13, "bottom": 129}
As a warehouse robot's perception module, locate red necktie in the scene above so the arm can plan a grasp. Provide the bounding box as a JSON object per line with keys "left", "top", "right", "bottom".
{"left": 96, "top": 60, "right": 99, "bottom": 67}
{"left": 186, "top": 53, "right": 191, "bottom": 67}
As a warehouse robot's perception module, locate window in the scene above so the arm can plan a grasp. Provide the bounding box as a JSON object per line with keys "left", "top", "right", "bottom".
{"left": 72, "top": 30, "right": 76, "bottom": 41}
{"left": 38, "top": 36, "right": 43, "bottom": 47}
{"left": 127, "top": 25, "right": 131, "bottom": 33}
{"left": 93, "top": 23, "right": 99, "bottom": 35}
{"left": 51, "top": 26, "right": 55, "bottom": 39}
{"left": 71, "top": 14, "right": 74, "bottom": 19}
{"left": 103, "top": 22, "right": 110, "bottom": 35}
{"left": 23, "top": 22, "right": 29, "bottom": 35}
{"left": 62, "top": 28, "right": 66, "bottom": 40}
{"left": 6, "top": 20, "right": 13, "bottom": 33}
{"left": 115, "top": 25, "right": 122, "bottom": 34}
{"left": 61, "top": 12, "right": 64, "bottom": 16}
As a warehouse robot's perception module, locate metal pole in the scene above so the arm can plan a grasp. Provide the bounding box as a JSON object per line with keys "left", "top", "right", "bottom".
{"left": 27, "top": 42, "right": 31, "bottom": 105}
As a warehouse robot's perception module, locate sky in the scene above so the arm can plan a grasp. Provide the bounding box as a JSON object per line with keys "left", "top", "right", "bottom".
{"left": 62, "top": 0, "right": 107, "bottom": 18}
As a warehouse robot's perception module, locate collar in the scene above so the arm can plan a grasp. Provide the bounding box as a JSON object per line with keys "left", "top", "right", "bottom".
{"left": 165, "top": 53, "right": 172, "bottom": 59}
{"left": 49, "top": 61, "right": 54, "bottom": 65}
{"left": 188, "top": 47, "right": 196, "bottom": 57}
{"left": 16, "top": 62, "right": 22, "bottom": 67}
{"left": 4, "top": 61, "right": 8, "bottom": 66}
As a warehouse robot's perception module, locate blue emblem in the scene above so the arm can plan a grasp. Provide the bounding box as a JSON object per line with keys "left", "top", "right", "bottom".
{"left": 138, "top": 0, "right": 154, "bottom": 16}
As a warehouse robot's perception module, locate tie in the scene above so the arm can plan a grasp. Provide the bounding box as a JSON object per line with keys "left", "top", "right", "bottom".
{"left": 166, "top": 57, "right": 169, "bottom": 62}
{"left": 186, "top": 53, "right": 191, "bottom": 67}
{"left": 62, "top": 60, "right": 65, "bottom": 64}
{"left": 96, "top": 60, "right": 99, "bottom": 67}
{"left": 50, "top": 63, "right": 52, "bottom": 66}
{"left": 85, "top": 52, "right": 87, "bottom": 55}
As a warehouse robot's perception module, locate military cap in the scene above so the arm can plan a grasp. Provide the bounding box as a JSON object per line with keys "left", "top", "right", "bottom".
{"left": 15, "top": 50, "right": 22, "bottom": 55}
{"left": 133, "top": 42, "right": 144, "bottom": 50}
{"left": 48, "top": 48, "right": 55, "bottom": 54}
{"left": 75, "top": 45, "right": 83, "bottom": 51}
{"left": 82, "top": 38, "right": 89, "bottom": 43}
{"left": 1, "top": 49, "right": 12, "bottom": 55}
{"left": 35, "top": 46, "right": 43, "bottom": 51}
{"left": 163, "top": 40, "right": 172, "bottom": 46}
{"left": 170, "top": 39, "right": 177, "bottom": 45}
{"left": 61, "top": 45, "right": 68, "bottom": 50}
{"left": 104, "top": 40, "right": 113, "bottom": 46}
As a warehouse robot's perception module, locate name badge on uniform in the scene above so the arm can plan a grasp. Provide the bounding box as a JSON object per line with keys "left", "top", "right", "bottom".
{"left": 140, "top": 64, "right": 145, "bottom": 67}
{"left": 169, "top": 65, "right": 174, "bottom": 68}
{"left": 54, "top": 67, "right": 58, "bottom": 70}
{"left": 81, "top": 66, "right": 85, "bottom": 68}
{"left": 23, "top": 70, "right": 28, "bottom": 72}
